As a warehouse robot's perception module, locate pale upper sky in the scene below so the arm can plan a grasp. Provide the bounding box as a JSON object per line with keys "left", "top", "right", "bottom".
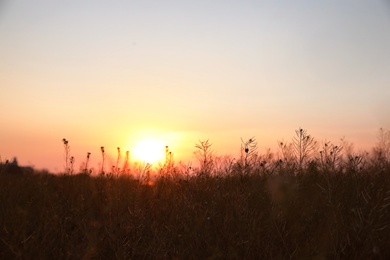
{"left": 1, "top": 0, "right": 389, "bottom": 172}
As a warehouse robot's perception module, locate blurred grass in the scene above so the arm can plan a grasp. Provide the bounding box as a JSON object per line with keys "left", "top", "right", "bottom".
{"left": 1, "top": 168, "right": 390, "bottom": 259}
{"left": 2, "top": 128, "right": 390, "bottom": 258}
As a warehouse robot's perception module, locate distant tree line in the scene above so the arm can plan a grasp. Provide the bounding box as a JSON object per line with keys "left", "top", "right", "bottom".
{"left": 0, "top": 157, "right": 34, "bottom": 175}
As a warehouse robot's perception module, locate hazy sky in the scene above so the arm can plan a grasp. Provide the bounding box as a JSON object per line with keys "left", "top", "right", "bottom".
{"left": 1, "top": 0, "right": 390, "bottom": 172}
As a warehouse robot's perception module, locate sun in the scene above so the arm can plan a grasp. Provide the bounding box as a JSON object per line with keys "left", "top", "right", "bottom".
{"left": 132, "top": 138, "right": 166, "bottom": 164}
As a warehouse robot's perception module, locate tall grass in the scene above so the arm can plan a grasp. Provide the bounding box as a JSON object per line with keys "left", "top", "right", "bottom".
{"left": 1, "top": 128, "right": 390, "bottom": 258}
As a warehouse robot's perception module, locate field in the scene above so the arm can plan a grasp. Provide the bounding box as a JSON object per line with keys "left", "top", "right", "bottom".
{"left": 1, "top": 129, "right": 390, "bottom": 259}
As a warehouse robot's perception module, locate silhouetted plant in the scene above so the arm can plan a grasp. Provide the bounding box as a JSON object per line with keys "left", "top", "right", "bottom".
{"left": 347, "top": 154, "right": 365, "bottom": 174}
{"left": 340, "top": 137, "right": 366, "bottom": 174}
{"left": 255, "top": 148, "right": 274, "bottom": 175}
{"left": 62, "top": 138, "right": 71, "bottom": 175}
{"left": 277, "top": 140, "right": 296, "bottom": 173}
{"left": 83, "top": 152, "right": 91, "bottom": 174}
{"left": 194, "top": 139, "right": 214, "bottom": 176}
{"left": 69, "top": 156, "right": 74, "bottom": 175}
{"left": 160, "top": 146, "right": 175, "bottom": 177}
{"left": 121, "top": 150, "right": 130, "bottom": 175}
{"left": 100, "top": 146, "right": 106, "bottom": 175}
{"left": 175, "top": 161, "right": 193, "bottom": 180}
{"left": 239, "top": 137, "right": 258, "bottom": 175}
{"left": 214, "top": 155, "right": 235, "bottom": 176}
{"left": 292, "top": 128, "right": 317, "bottom": 172}
{"left": 138, "top": 162, "right": 151, "bottom": 183}
{"left": 372, "top": 128, "right": 390, "bottom": 170}
{"left": 115, "top": 147, "right": 121, "bottom": 177}
{"left": 319, "top": 140, "right": 343, "bottom": 173}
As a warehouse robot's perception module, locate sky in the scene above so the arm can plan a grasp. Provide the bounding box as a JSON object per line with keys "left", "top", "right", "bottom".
{"left": 1, "top": 0, "right": 390, "bottom": 173}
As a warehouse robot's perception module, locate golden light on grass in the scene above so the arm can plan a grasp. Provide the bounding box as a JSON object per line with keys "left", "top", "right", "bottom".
{"left": 132, "top": 138, "right": 166, "bottom": 164}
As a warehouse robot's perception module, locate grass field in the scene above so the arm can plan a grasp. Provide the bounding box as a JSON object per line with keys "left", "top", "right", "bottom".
{"left": 1, "top": 129, "right": 390, "bottom": 259}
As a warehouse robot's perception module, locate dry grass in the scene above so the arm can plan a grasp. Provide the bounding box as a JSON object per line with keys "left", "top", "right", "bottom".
{"left": 1, "top": 167, "right": 390, "bottom": 259}
{"left": 1, "top": 128, "right": 390, "bottom": 258}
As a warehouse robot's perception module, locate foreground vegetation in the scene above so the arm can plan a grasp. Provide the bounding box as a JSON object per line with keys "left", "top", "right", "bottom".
{"left": 1, "top": 128, "right": 390, "bottom": 258}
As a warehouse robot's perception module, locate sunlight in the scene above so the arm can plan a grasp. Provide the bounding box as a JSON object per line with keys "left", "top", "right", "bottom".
{"left": 132, "top": 138, "right": 165, "bottom": 164}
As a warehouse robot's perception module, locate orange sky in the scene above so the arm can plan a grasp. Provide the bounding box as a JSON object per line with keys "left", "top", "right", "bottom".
{"left": 1, "top": 1, "right": 389, "bottom": 173}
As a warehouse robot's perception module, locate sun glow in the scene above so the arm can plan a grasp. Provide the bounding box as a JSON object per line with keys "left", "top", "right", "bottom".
{"left": 132, "top": 138, "right": 166, "bottom": 164}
